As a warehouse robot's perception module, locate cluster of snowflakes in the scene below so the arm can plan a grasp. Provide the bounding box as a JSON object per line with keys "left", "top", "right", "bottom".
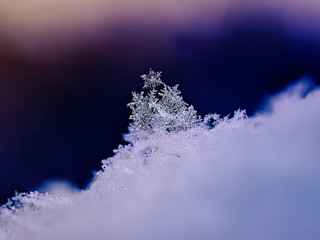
{"left": 126, "top": 69, "right": 219, "bottom": 142}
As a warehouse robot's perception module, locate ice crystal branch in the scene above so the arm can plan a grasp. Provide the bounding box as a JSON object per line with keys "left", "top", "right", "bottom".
{"left": 126, "top": 69, "right": 217, "bottom": 142}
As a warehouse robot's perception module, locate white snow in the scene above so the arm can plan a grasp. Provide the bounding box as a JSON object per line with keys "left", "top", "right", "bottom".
{"left": 1, "top": 78, "right": 320, "bottom": 240}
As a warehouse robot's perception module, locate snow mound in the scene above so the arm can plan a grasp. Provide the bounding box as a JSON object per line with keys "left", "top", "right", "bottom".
{"left": 1, "top": 75, "right": 320, "bottom": 240}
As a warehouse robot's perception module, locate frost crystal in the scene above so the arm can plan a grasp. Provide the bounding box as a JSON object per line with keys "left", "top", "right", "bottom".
{"left": 127, "top": 69, "right": 214, "bottom": 142}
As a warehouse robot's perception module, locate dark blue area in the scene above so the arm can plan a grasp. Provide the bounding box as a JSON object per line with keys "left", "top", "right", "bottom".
{"left": 1, "top": 14, "right": 320, "bottom": 204}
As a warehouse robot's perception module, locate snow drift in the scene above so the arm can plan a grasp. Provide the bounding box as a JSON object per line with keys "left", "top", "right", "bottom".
{"left": 0, "top": 73, "right": 320, "bottom": 240}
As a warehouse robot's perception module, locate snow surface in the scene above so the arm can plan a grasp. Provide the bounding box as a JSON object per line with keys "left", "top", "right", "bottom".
{"left": 1, "top": 79, "right": 320, "bottom": 240}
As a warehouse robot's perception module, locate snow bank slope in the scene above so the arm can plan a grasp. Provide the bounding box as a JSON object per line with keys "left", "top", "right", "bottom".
{"left": 1, "top": 78, "right": 320, "bottom": 240}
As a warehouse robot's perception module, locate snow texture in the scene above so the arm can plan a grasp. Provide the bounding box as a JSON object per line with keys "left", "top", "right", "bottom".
{"left": 1, "top": 73, "right": 320, "bottom": 240}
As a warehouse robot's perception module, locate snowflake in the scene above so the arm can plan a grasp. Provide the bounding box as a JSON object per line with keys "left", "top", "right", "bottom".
{"left": 142, "top": 69, "right": 163, "bottom": 89}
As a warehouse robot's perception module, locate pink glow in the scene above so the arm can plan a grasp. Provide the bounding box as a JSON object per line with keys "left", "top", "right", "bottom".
{"left": 1, "top": 0, "right": 319, "bottom": 45}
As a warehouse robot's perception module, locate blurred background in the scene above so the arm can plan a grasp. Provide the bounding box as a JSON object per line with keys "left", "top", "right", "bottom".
{"left": 1, "top": 0, "right": 320, "bottom": 204}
